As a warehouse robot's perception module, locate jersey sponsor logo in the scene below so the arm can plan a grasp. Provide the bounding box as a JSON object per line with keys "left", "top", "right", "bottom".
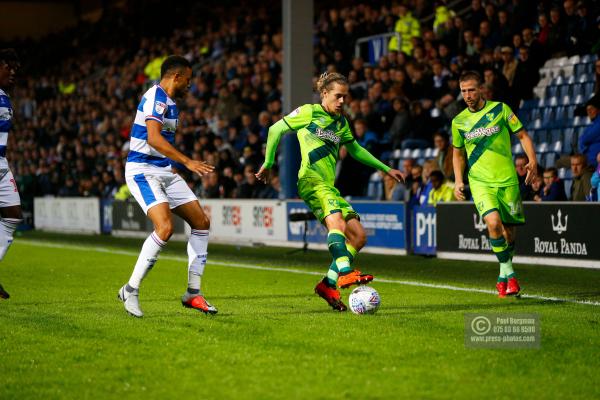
{"left": 464, "top": 125, "right": 500, "bottom": 140}
{"left": 154, "top": 101, "right": 167, "bottom": 115}
{"left": 314, "top": 127, "right": 340, "bottom": 144}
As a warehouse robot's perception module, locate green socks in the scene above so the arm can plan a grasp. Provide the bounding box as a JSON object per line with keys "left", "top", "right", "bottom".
{"left": 490, "top": 236, "right": 516, "bottom": 280}
{"left": 325, "top": 230, "right": 352, "bottom": 287}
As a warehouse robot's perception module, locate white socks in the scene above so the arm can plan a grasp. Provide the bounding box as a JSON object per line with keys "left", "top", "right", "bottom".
{"left": 128, "top": 231, "right": 166, "bottom": 290}
{"left": 0, "top": 218, "right": 21, "bottom": 261}
{"left": 187, "top": 229, "right": 209, "bottom": 294}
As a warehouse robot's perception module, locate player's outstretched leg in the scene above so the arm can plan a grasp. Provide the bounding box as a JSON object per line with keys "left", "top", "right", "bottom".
{"left": 337, "top": 218, "right": 373, "bottom": 289}
{"left": 181, "top": 229, "right": 217, "bottom": 314}
{"left": 118, "top": 231, "right": 166, "bottom": 317}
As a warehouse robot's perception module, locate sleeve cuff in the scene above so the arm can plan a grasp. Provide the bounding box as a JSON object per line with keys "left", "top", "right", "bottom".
{"left": 145, "top": 116, "right": 164, "bottom": 124}
{"left": 512, "top": 126, "right": 524, "bottom": 135}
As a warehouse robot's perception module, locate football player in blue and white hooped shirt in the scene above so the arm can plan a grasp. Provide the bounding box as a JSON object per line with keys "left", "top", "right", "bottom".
{"left": 118, "top": 56, "right": 217, "bottom": 317}
{"left": 0, "top": 49, "right": 23, "bottom": 300}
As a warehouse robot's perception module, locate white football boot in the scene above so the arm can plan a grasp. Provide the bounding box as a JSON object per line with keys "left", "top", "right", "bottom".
{"left": 118, "top": 284, "right": 143, "bottom": 318}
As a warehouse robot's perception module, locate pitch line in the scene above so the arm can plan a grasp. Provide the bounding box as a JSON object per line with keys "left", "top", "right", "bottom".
{"left": 17, "top": 239, "right": 600, "bottom": 307}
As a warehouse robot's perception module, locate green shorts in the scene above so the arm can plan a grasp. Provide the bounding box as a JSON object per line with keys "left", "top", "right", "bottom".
{"left": 470, "top": 182, "right": 525, "bottom": 225}
{"left": 297, "top": 177, "right": 359, "bottom": 223}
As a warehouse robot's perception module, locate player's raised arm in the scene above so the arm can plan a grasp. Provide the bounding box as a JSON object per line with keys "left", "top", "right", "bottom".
{"left": 255, "top": 118, "right": 292, "bottom": 183}
{"left": 256, "top": 104, "right": 312, "bottom": 183}
{"left": 516, "top": 129, "right": 538, "bottom": 185}
{"left": 344, "top": 140, "right": 406, "bottom": 182}
{"left": 146, "top": 120, "right": 214, "bottom": 176}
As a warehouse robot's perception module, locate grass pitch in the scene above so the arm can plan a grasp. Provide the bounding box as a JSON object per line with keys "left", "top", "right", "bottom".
{"left": 0, "top": 231, "right": 599, "bottom": 399}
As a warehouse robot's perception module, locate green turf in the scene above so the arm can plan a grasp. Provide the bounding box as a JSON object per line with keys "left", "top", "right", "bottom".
{"left": 0, "top": 231, "right": 599, "bottom": 399}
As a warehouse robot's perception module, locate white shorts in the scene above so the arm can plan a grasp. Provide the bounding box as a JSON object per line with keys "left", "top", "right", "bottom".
{"left": 126, "top": 170, "right": 198, "bottom": 214}
{"left": 0, "top": 168, "right": 21, "bottom": 208}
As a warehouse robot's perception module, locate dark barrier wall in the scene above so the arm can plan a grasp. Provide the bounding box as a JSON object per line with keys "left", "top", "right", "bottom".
{"left": 112, "top": 200, "right": 186, "bottom": 235}
{"left": 436, "top": 202, "right": 600, "bottom": 267}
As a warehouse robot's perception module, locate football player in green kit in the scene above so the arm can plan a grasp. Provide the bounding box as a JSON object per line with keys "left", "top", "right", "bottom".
{"left": 452, "top": 71, "right": 538, "bottom": 298}
{"left": 256, "top": 72, "right": 405, "bottom": 311}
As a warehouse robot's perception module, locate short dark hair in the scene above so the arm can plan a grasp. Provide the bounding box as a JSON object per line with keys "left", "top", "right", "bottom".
{"left": 0, "top": 48, "right": 19, "bottom": 66}
{"left": 515, "top": 154, "right": 528, "bottom": 162}
{"left": 160, "top": 55, "right": 191, "bottom": 79}
{"left": 544, "top": 167, "right": 558, "bottom": 177}
{"left": 459, "top": 70, "right": 482, "bottom": 84}
{"left": 430, "top": 170, "right": 445, "bottom": 181}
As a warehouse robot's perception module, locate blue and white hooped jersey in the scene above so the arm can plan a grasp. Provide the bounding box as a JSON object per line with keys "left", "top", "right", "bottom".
{"left": 126, "top": 85, "right": 178, "bottom": 174}
{"left": 0, "top": 89, "right": 13, "bottom": 167}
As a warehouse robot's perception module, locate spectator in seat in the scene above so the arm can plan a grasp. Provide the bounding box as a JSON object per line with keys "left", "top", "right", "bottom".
{"left": 515, "top": 154, "right": 529, "bottom": 196}
{"left": 591, "top": 153, "right": 600, "bottom": 201}
{"left": 578, "top": 94, "right": 600, "bottom": 168}
{"left": 237, "top": 164, "right": 264, "bottom": 198}
{"left": 353, "top": 119, "right": 378, "bottom": 156}
{"left": 407, "top": 164, "right": 423, "bottom": 209}
{"left": 541, "top": 167, "right": 567, "bottom": 201}
{"left": 389, "top": 98, "right": 410, "bottom": 150}
{"left": 57, "top": 176, "right": 80, "bottom": 197}
{"left": 570, "top": 154, "right": 593, "bottom": 201}
{"left": 524, "top": 173, "right": 543, "bottom": 202}
{"left": 500, "top": 46, "right": 518, "bottom": 87}
{"left": 433, "top": 131, "right": 454, "bottom": 181}
{"left": 427, "top": 170, "right": 455, "bottom": 206}
{"left": 419, "top": 159, "right": 440, "bottom": 205}
{"left": 512, "top": 46, "right": 539, "bottom": 106}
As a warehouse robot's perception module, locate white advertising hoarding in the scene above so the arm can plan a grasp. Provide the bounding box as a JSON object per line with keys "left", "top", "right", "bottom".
{"left": 34, "top": 197, "right": 101, "bottom": 234}
{"left": 194, "top": 199, "right": 287, "bottom": 243}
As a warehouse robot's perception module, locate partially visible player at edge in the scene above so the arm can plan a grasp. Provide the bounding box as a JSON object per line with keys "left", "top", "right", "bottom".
{"left": 118, "top": 56, "right": 217, "bottom": 317}
{"left": 256, "top": 72, "right": 405, "bottom": 311}
{"left": 0, "top": 49, "right": 23, "bottom": 300}
{"left": 452, "top": 70, "right": 537, "bottom": 298}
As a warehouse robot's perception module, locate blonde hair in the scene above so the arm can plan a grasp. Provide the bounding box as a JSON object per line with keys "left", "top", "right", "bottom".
{"left": 316, "top": 72, "right": 348, "bottom": 96}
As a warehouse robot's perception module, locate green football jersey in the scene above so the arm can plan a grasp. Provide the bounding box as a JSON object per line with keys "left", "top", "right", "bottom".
{"left": 451, "top": 101, "right": 523, "bottom": 187}
{"left": 283, "top": 104, "right": 354, "bottom": 184}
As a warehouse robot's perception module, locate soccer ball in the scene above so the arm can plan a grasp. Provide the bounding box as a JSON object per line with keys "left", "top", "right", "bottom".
{"left": 349, "top": 286, "right": 381, "bottom": 315}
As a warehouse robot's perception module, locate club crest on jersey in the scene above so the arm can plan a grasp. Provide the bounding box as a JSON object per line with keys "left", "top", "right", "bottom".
{"left": 485, "top": 112, "right": 495, "bottom": 122}
{"left": 154, "top": 101, "right": 167, "bottom": 115}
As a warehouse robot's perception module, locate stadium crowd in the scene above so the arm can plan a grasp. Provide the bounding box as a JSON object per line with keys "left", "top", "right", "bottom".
{"left": 3, "top": 0, "right": 600, "bottom": 216}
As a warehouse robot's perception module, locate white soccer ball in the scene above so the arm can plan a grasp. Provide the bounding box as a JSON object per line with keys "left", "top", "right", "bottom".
{"left": 349, "top": 285, "right": 380, "bottom": 315}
